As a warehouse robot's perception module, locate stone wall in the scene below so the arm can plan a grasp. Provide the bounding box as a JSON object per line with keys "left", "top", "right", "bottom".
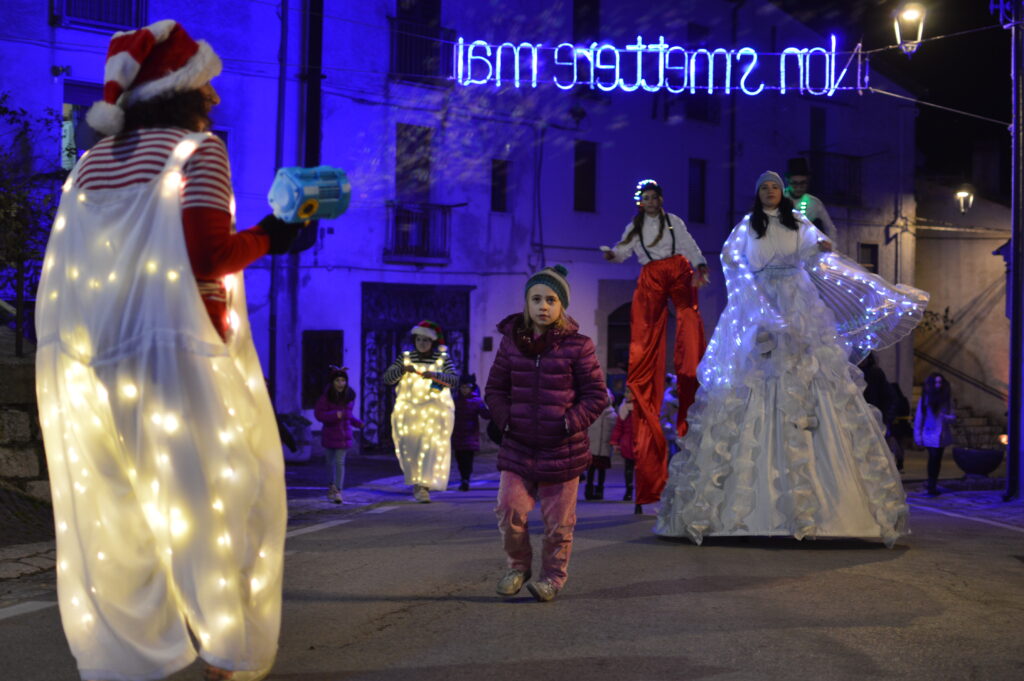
{"left": 0, "top": 334, "right": 48, "bottom": 502}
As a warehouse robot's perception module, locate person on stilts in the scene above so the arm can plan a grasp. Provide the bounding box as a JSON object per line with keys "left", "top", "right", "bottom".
{"left": 602, "top": 180, "right": 709, "bottom": 513}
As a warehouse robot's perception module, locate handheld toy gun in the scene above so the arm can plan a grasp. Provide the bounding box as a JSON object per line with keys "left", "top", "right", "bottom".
{"left": 267, "top": 166, "right": 351, "bottom": 223}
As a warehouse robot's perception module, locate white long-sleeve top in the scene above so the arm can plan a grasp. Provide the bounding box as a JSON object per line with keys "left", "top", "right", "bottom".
{"left": 786, "top": 190, "right": 837, "bottom": 243}
{"left": 607, "top": 212, "right": 706, "bottom": 267}
{"left": 744, "top": 208, "right": 822, "bottom": 271}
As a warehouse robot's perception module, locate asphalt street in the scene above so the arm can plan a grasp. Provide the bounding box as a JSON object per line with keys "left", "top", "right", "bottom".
{"left": 1, "top": 449, "right": 1022, "bottom": 681}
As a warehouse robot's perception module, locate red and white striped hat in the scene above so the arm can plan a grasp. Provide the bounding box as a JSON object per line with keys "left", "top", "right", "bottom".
{"left": 86, "top": 19, "right": 222, "bottom": 136}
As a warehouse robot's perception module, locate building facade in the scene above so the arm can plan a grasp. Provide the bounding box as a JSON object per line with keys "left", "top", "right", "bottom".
{"left": 1, "top": 0, "right": 919, "bottom": 449}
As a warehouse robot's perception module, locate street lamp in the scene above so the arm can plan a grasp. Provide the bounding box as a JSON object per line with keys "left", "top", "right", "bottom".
{"left": 894, "top": 3, "right": 927, "bottom": 56}
{"left": 955, "top": 183, "right": 975, "bottom": 214}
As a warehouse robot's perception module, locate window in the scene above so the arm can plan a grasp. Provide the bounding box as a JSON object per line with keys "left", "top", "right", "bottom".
{"left": 858, "top": 243, "right": 879, "bottom": 274}
{"left": 52, "top": 0, "right": 147, "bottom": 31}
{"left": 389, "top": 0, "right": 454, "bottom": 85}
{"left": 683, "top": 23, "right": 721, "bottom": 124}
{"left": 61, "top": 81, "right": 103, "bottom": 170}
{"left": 688, "top": 158, "right": 707, "bottom": 224}
{"left": 574, "top": 140, "right": 597, "bottom": 212}
{"left": 387, "top": 123, "right": 449, "bottom": 263}
{"left": 573, "top": 0, "right": 600, "bottom": 45}
{"left": 491, "top": 159, "right": 509, "bottom": 212}
{"left": 302, "top": 330, "right": 344, "bottom": 409}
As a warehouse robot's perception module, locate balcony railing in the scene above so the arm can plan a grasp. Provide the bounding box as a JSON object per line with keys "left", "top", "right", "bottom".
{"left": 807, "top": 150, "right": 863, "bottom": 206}
{"left": 384, "top": 200, "right": 453, "bottom": 265}
{"left": 52, "top": 0, "right": 147, "bottom": 31}
{"left": 388, "top": 17, "right": 456, "bottom": 86}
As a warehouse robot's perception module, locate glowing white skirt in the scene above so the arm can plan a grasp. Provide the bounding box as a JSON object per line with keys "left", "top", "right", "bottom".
{"left": 35, "top": 133, "right": 285, "bottom": 681}
{"left": 390, "top": 358, "right": 455, "bottom": 490}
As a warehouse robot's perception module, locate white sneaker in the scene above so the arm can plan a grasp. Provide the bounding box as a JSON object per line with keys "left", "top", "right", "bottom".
{"left": 413, "top": 485, "right": 431, "bottom": 503}
{"left": 526, "top": 579, "right": 559, "bottom": 602}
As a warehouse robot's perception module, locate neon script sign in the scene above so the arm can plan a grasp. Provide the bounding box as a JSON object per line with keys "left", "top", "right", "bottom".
{"left": 454, "top": 35, "right": 863, "bottom": 96}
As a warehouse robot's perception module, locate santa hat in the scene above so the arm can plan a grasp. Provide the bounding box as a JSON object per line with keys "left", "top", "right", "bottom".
{"left": 409, "top": 320, "right": 445, "bottom": 345}
{"left": 86, "top": 19, "right": 222, "bottom": 136}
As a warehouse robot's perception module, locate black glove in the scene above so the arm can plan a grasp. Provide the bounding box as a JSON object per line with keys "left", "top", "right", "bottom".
{"left": 259, "top": 214, "right": 301, "bottom": 255}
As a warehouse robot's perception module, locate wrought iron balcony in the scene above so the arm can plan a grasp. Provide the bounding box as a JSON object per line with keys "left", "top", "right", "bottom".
{"left": 388, "top": 17, "right": 456, "bottom": 87}
{"left": 384, "top": 200, "right": 453, "bottom": 265}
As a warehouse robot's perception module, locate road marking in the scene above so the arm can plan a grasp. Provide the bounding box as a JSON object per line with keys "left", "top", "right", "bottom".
{"left": 908, "top": 502, "right": 1024, "bottom": 534}
{"left": 0, "top": 600, "right": 57, "bottom": 621}
{"left": 365, "top": 505, "right": 399, "bottom": 515}
{"left": 285, "top": 519, "right": 352, "bottom": 539}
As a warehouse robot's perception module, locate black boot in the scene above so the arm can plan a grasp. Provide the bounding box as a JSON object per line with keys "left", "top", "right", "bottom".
{"left": 634, "top": 504, "right": 643, "bottom": 515}
{"left": 623, "top": 486, "right": 633, "bottom": 501}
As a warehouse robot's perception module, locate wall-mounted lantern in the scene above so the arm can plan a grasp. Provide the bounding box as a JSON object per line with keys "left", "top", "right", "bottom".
{"left": 894, "top": 3, "right": 927, "bottom": 56}
{"left": 955, "top": 183, "right": 975, "bottom": 214}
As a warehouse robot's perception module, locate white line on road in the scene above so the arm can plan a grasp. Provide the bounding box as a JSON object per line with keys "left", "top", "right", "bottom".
{"left": 285, "top": 519, "right": 352, "bottom": 539}
{"left": 0, "top": 600, "right": 56, "bottom": 621}
{"left": 908, "top": 502, "right": 1024, "bottom": 534}
{"left": 365, "top": 505, "right": 399, "bottom": 514}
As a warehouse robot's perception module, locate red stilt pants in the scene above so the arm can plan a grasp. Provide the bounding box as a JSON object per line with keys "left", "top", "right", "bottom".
{"left": 627, "top": 255, "right": 706, "bottom": 505}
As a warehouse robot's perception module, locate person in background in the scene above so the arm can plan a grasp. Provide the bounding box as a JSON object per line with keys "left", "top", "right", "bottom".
{"left": 785, "top": 156, "right": 837, "bottom": 244}
{"left": 314, "top": 366, "right": 363, "bottom": 504}
{"left": 486, "top": 265, "right": 608, "bottom": 602}
{"left": 611, "top": 386, "right": 638, "bottom": 503}
{"left": 383, "top": 320, "right": 459, "bottom": 503}
{"left": 451, "top": 374, "right": 491, "bottom": 491}
{"left": 914, "top": 373, "right": 957, "bottom": 496}
{"left": 584, "top": 388, "right": 617, "bottom": 500}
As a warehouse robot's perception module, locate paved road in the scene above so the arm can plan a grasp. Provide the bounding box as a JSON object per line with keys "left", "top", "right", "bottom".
{"left": 2, "top": 453, "right": 1023, "bottom": 681}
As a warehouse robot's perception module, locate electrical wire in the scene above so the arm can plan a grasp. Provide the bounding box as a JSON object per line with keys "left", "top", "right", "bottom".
{"left": 867, "top": 87, "right": 1010, "bottom": 127}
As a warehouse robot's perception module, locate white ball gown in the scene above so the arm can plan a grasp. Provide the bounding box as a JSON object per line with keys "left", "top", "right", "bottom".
{"left": 654, "top": 210, "right": 927, "bottom": 547}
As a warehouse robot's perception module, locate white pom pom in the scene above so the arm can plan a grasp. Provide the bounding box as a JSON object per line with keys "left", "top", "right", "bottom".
{"left": 85, "top": 101, "right": 125, "bottom": 136}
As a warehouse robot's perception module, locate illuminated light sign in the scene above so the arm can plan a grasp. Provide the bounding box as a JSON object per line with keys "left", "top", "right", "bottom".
{"left": 454, "top": 34, "right": 863, "bottom": 96}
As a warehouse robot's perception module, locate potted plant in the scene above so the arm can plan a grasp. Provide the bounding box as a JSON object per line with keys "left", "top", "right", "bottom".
{"left": 951, "top": 423, "right": 1005, "bottom": 477}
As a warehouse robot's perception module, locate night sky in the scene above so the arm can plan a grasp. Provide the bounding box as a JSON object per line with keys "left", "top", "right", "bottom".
{"left": 779, "top": 0, "right": 1012, "bottom": 200}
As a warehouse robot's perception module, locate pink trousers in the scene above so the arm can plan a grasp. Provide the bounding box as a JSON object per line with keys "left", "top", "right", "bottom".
{"left": 495, "top": 470, "right": 579, "bottom": 589}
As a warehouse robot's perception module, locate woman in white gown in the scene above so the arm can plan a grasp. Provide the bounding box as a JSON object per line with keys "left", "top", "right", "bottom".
{"left": 654, "top": 171, "right": 927, "bottom": 547}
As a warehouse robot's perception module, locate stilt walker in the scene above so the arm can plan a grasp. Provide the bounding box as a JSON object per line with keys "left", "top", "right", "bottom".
{"left": 602, "top": 180, "right": 709, "bottom": 511}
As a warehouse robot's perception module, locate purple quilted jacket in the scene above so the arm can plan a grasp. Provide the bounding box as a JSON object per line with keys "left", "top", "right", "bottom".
{"left": 485, "top": 313, "right": 609, "bottom": 483}
{"left": 314, "top": 393, "right": 363, "bottom": 449}
{"left": 452, "top": 392, "right": 491, "bottom": 450}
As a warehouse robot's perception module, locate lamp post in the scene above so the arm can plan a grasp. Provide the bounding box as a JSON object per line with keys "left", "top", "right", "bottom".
{"left": 1005, "top": 0, "right": 1023, "bottom": 501}
{"left": 894, "top": 2, "right": 927, "bottom": 55}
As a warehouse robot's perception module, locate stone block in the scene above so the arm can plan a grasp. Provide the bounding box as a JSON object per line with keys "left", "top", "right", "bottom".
{"left": 0, "top": 409, "right": 32, "bottom": 443}
{"left": 24, "top": 480, "right": 52, "bottom": 503}
{"left": 0, "top": 445, "right": 40, "bottom": 478}
{"left": 0, "top": 361, "right": 35, "bottom": 405}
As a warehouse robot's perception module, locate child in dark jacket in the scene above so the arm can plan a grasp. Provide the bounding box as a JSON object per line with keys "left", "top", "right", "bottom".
{"left": 314, "top": 367, "right": 363, "bottom": 503}
{"left": 485, "top": 265, "right": 608, "bottom": 602}
{"left": 451, "top": 374, "right": 491, "bottom": 491}
{"left": 611, "top": 386, "right": 638, "bottom": 504}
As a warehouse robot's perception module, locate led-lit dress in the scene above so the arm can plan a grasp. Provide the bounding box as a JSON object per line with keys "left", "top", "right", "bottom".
{"left": 35, "top": 133, "right": 285, "bottom": 680}
{"left": 387, "top": 349, "right": 457, "bottom": 491}
{"left": 654, "top": 210, "right": 927, "bottom": 547}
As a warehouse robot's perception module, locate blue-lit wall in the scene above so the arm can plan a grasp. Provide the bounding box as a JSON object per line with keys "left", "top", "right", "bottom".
{"left": 0, "top": 0, "right": 919, "bottom": 423}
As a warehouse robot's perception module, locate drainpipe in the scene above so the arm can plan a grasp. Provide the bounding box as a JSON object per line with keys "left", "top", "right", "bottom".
{"left": 728, "top": 0, "right": 745, "bottom": 227}
{"left": 268, "top": 0, "right": 289, "bottom": 406}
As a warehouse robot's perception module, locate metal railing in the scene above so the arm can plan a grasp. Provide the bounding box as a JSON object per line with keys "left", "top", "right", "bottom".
{"left": 53, "top": 0, "right": 147, "bottom": 31}
{"left": 914, "top": 348, "right": 1009, "bottom": 402}
{"left": 388, "top": 17, "right": 455, "bottom": 86}
{"left": 383, "top": 200, "right": 453, "bottom": 265}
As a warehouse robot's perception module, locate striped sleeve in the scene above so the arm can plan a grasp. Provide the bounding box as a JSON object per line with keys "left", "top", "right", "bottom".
{"left": 182, "top": 135, "right": 233, "bottom": 213}
{"left": 433, "top": 356, "right": 459, "bottom": 389}
{"left": 383, "top": 357, "right": 406, "bottom": 386}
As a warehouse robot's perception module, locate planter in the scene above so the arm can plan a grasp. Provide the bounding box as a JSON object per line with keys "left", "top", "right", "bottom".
{"left": 952, "top": 447, "right": 1005, "bottom": 477}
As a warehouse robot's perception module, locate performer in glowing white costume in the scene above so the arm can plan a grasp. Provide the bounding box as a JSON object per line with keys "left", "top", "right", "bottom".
{"left": 383, "top": 320, "right": 459, "bottom": 502}
{"left": 655, "top": 171, "right": 927, "bottom": 548}
{"left": 35, "top": 20, "right": 298, "bottom": 681}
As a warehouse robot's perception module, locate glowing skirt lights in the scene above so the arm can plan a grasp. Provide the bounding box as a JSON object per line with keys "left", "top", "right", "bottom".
{"left": 390, "top": 364, "right": 455, "bottom": 491}
{"left": 35, "top": 133, "right": 285, "bottom": 681}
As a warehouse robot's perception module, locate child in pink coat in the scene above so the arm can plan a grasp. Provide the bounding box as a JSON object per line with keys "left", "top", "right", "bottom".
{"left": 314, "top": 367, "right": 363, "bottom": 503}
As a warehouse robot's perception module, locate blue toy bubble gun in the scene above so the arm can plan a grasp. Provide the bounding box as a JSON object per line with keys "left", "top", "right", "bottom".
{"left": 267, "top": 166, "right": 351, "bottom": 223}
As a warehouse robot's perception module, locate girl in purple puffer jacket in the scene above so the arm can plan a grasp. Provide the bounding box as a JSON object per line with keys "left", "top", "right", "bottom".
{"left": 451, "top": 374, "right": 491, "bottom": 491}
{"left": 485, "top": 265, "right": 609, "bottom": 602}
{"left": 314, "top": 367, "right": 364, "bottom": 504}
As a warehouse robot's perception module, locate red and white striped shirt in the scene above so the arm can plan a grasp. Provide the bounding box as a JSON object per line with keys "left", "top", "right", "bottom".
{"left": 75, "top": 127, "right": 269, "bottom": 341}
{"left": 77, "top": 128, "right": 233, "bottom": 211}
